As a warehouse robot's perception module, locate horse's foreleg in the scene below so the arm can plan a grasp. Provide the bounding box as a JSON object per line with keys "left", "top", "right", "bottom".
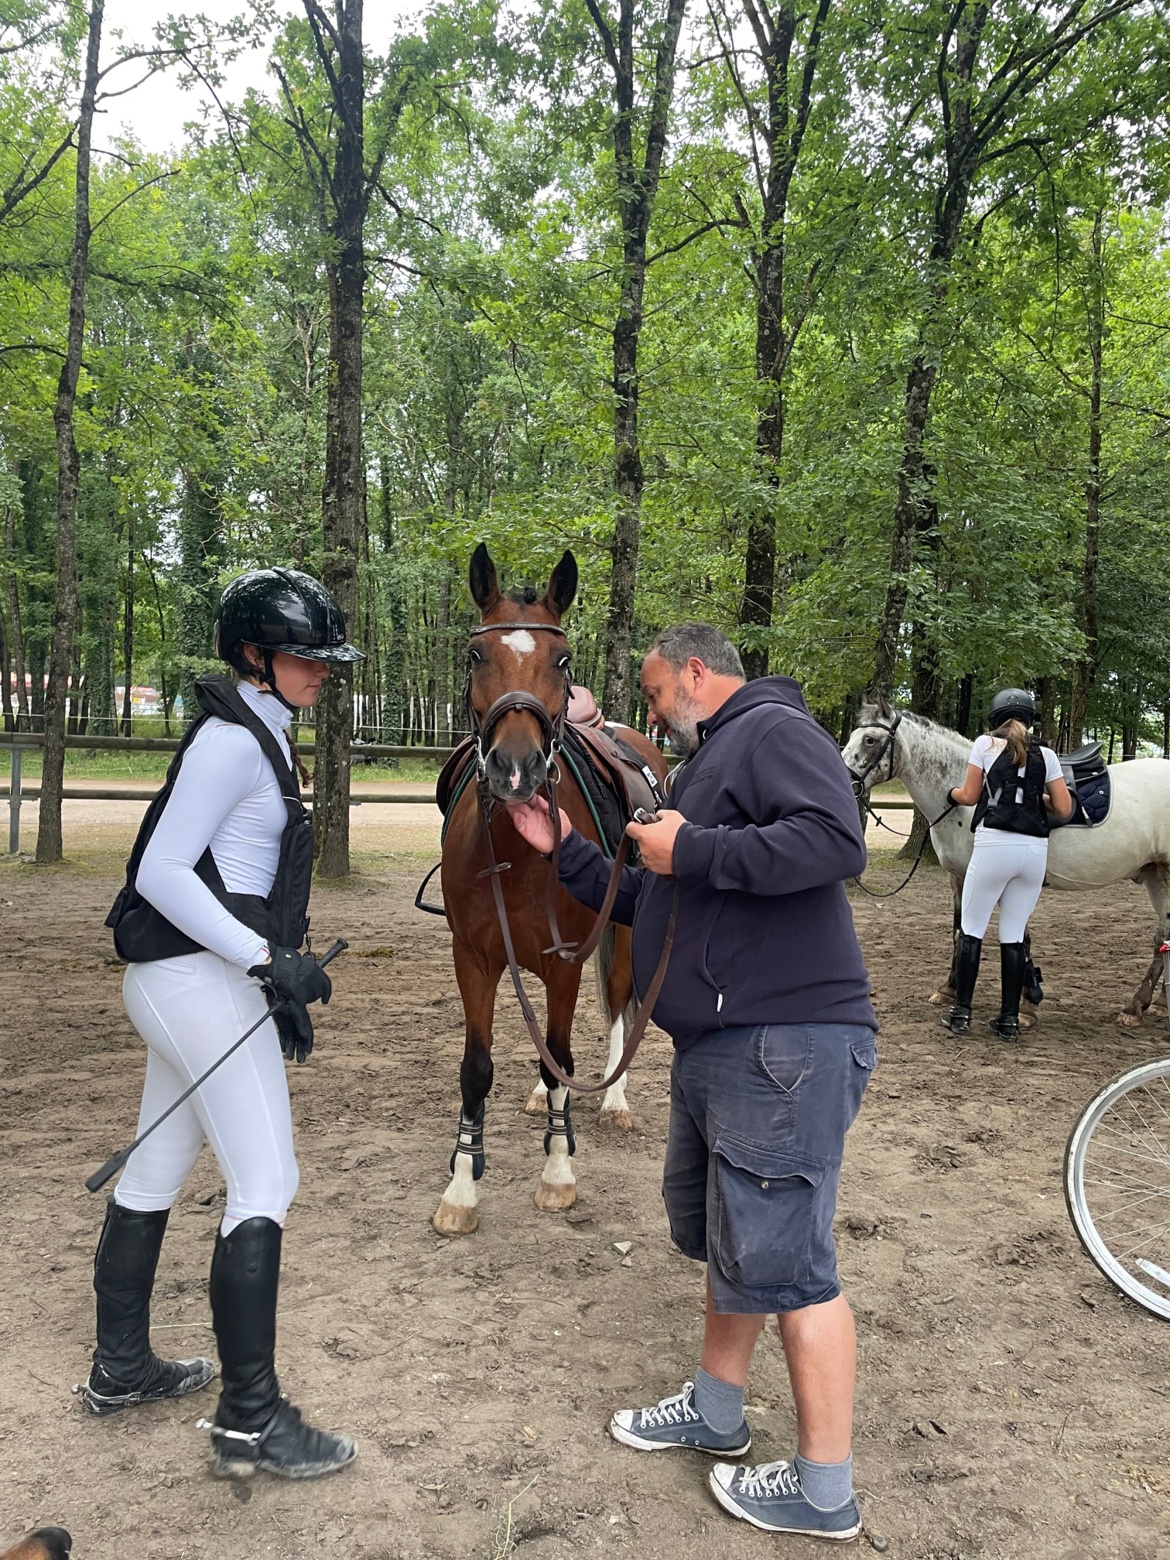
{"left": 434, "top": 942, "right": 498, "bottom": 1237}
{"left": 929, "top": 882, "right": 963, "bottom": 1007}
{"left": 599, "top": 925, "right": 634, "bottom": 1131}
{"left": 1119, "top": 866, "right": 1170, "bottom": 1027}
{"left": 534, "top": 961, "right": 581, "bottom": 1213}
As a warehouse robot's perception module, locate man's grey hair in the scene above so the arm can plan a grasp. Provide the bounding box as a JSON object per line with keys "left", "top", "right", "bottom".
{"left": 647, "top": 622, "right": 745, "bottom": 680}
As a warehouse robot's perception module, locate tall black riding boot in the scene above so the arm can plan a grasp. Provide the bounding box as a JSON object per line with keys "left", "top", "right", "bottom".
{"left": 990, "top": 942, "right": 1027, "bottom": 1040}
{"left": 80, "top": 1200, "right": 216, "bottom": 1416}
{"left": 940, "top": 934, "right": 982, "bottom": 1034}
{"left": 207, "top": 1217, "right": 356, "bottom": 1480}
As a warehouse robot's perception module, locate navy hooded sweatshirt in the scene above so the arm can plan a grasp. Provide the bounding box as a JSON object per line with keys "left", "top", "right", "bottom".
{"left": 557, "top": 676, "right": 876, "bottom": 1047}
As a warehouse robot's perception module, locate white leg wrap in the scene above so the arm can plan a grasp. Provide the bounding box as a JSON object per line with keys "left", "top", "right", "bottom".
{"left": 600, "top": 1013, "right": 629, "bottom": 1119}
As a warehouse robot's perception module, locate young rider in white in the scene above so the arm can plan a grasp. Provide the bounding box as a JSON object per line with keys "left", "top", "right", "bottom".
{"left": 942, "top": 688, "right": 1072, "bottom": 1038}
{"left": 82, "top": 567, "right": 364, "bottom": 1482}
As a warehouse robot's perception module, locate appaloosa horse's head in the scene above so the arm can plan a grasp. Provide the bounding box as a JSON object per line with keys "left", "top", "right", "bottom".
{"left": 466, "top": 542, "right": 578, "bottom": 805}
{"left": 841, "top": 695, "right": 903, "bottom": 796}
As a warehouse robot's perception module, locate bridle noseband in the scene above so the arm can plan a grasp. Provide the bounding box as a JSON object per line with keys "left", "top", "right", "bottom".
{"left": 465, "top": 620, "right": 571, "bottom": 774}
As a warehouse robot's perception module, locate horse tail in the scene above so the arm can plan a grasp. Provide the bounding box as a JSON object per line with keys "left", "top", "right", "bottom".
{"left": 592, "top": 923, "right": 638, "bottom": 1030}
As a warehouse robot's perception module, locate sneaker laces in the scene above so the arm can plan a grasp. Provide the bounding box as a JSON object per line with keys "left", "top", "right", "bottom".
{"left": 736, "top": 1459, "right": 801, "bottom": 1500}
{"left": 638, "top": 1381, "right": 700, "bottom": 1429}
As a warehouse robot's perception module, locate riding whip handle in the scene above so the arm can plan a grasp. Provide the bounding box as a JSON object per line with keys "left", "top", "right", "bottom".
{"left": 84, "top": 939, "right": 348, "bottom": 1193}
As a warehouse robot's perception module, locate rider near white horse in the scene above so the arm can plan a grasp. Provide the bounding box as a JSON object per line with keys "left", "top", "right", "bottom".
{"left": 843, "top": 698, "right": 1170, "bottom": 1026}
{"left": 941, "top": 689, "right": 1072, "bottom": 1039}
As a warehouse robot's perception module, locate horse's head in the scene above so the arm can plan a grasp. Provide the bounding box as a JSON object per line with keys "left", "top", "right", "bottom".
{"left": 465, "top": 542, "right": 578, "bottom": 804}
{"left": 0, "top": 1531, "right": 72, "bottom": 1560}
{"left": 840, "top": 695, "right": 901, "bottom": 794}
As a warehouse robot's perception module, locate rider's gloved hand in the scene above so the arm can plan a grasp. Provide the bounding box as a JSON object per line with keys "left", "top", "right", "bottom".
{"left": 247, "top": 947, "right": 332, "bottom": 1065}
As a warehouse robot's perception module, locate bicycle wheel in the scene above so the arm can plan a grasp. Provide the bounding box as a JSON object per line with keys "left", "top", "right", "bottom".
{"left": 1065, "top": 1056, "right": 1170, "bottom": 1320}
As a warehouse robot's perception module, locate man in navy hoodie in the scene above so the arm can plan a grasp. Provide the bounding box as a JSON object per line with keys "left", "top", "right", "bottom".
{"left": 509, "top": 623, "right": 876, "bottom": 1541}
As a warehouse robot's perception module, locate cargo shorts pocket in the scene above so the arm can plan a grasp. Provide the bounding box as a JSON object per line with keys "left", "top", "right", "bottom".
{"left": 711, "top": 1134, "right": 825, "bottom": 1291}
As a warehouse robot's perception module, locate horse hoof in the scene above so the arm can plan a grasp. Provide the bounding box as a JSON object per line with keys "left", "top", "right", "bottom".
{"left": 1117, "top": 1011, "right": 1142, "bottom": 1029}
{"left": 599, "top": 1107, "right": 632, "bottom": 1132}
{"left": 927, "top": 990, "right": 949, "bottom": 1007}
{"left": 432, "top": 1200, "right": 478, "bottom": 1236}
{"left": 1019, "top": 1012, "right": 1037, "bottom": 1031}
{"left": 534, "top": 1181, "right": 576, "bottom": 1212}
{"left": 524, "top": 1087, "right": 548, "bottom": 1115}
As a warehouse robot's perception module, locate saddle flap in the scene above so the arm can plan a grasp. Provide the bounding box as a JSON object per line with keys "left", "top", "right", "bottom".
{"left": 569, "top": 722, "right": 664, "bottom": 820}
{"left": 436, "top": 736, "right": 476, "bottom": 817}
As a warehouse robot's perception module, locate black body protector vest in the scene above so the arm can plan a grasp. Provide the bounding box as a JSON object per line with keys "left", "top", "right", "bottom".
{"left": 971, "top": 739, "right": 1050, "bottom": 839}
{"left": 105, "top": 674, "right": 314, "bottom": 963}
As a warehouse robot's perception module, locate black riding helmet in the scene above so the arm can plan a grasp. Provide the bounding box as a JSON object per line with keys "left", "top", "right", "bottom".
{"left": 215, "top": 568, "right": 364, "bottom": 666}
{"left": 214, "top": 568, "right": 363, "bottom": 709}
{"left": 988, "top": 687, "right": 1035, "bottom": 728}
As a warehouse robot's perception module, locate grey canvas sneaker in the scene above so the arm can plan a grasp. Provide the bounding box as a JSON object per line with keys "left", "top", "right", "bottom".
{"left": 609, "top": 1381, "right": 751, "bottom": 1455}
{"left": 709, "top": 1459, "right": 861, "bottom": 1538}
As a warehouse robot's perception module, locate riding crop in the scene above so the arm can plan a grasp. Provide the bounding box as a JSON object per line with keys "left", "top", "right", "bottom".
{"left": 84, "top": 938, "right": 348, "bottom": 1193}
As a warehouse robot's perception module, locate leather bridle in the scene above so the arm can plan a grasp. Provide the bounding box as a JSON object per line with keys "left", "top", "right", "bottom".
{"left": 846, "top": 712, "right": 902, "bottom": 798}
{"left": 464, "top": 618, "right": 676, "bottom": 1096}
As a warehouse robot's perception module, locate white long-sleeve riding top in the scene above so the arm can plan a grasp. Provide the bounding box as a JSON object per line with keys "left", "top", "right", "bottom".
{"left": 135, "top": 681, "right": 294, "bottom": 968}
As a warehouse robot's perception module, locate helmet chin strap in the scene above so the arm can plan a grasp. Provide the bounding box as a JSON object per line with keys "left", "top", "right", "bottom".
{"left": 259, "top": 649, "right": 300, "bottom": 715}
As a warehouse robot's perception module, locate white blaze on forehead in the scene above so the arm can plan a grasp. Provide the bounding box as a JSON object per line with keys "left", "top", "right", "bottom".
{"left": 500, "top": 629, "right": 536, "bottom": 655}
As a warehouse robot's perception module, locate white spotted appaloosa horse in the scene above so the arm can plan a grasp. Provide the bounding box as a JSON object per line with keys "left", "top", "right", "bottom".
{"left": 842, "top": 699, "right": 1170, "bottom": 1026}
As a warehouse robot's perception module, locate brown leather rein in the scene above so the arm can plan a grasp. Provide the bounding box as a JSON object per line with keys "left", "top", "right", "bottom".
{"left": 466, "top": 619, "right": 677, "bottom": 1096}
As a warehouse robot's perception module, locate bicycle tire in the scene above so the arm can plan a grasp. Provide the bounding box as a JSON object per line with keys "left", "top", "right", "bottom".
{"left": 1064, "top": 1055, "right": 1170, "bottom": 1321}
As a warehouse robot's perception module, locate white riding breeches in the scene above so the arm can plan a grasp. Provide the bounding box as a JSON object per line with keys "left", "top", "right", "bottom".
{"left": 961, "top": 831, "right": 1049, "bottom": 943}
{"left": 114, "top": 952, "right": 299, "bottom": 1233}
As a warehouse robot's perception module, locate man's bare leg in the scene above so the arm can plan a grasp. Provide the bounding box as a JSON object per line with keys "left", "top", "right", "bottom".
{"left": 776, "top": 1293, "right": 856, "bottom": 1462}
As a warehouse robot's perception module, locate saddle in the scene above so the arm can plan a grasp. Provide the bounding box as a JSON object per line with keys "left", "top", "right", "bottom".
{"left": 1053, "top": 740, "right": 1111, "bottom": 828}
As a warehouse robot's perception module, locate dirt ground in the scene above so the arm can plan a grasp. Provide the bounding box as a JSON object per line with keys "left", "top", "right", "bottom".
{"left": 3, "top": 806, "right": 1170, "bottom": 1560}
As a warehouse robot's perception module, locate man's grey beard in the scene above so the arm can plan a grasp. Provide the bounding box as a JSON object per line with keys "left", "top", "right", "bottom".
{"left": 665, "top": 691, "right": 701, "bottom": 757}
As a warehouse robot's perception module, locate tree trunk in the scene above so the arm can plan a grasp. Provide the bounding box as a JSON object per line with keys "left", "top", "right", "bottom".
{"left": 589, "top": 0, "right": 688, "bottom": 724}
{"left": 4, "top": 496, "right": 29, "bottom": 729}
{"left": 0, "top": 594, "right": 10, "bottom": 732}
{"left": 177, "top": 468, "right": 222, "bottom": 718}
{"left": 312, "top": 0, "right": 366, "bottom": 878}
{"left": 734, "top": 0, "right": 832, "bottom": 679}
{"left": 1068, "top": 210, "right": 1104, "bottom": 748}
{"left": 378, "top": 458, "right": 407, "bottom": 742}
{"left": 119, "top": 520, "right": 133, "bottom": 734}
{"left": 1038, "top": 675, "right": 1060, "bottom": 749}
{"left": 37, "top": 0, "right": 102, "bottom": 863}
{"left": 898, "top": 805, "right": 938, "bottom": 865}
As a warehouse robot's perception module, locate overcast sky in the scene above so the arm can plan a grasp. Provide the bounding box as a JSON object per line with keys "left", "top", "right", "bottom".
{"left": 97, "top": 0, "right": 424, "bottom": 154}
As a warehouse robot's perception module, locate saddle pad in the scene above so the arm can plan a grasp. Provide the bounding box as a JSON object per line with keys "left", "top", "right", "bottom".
{"left": 1065, "top": 768, "right": 1112, "bottom": 828}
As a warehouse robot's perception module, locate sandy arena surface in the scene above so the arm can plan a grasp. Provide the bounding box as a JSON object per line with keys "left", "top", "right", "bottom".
{"left": 2, "top": 800, "right": 1169, "bottom": 1560}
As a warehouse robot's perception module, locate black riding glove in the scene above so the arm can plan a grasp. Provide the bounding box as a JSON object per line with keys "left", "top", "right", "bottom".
{"left": 247, "top": 947, "right": 332, "bottom": 1065}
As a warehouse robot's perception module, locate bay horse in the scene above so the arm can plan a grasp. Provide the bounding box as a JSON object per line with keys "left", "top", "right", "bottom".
{"left": 433, "top": 544, "right": 667, "bottom": 1236}
{"left": 842, "top": 699, "right": 1170, "bottom": 1025}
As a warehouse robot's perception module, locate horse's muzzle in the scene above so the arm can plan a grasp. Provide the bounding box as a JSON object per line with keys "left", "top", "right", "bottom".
{"left": 483, "top": 743, "right": 548, "bottom": 804}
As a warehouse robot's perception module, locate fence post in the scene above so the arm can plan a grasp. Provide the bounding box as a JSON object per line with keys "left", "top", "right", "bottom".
{"left": 7, "top": 744, "right": 21, "bottom": 855}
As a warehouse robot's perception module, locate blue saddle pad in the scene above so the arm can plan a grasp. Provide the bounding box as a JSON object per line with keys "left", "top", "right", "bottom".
{"left": 1069, "top": 769, "right": 1111, "bottom": 827}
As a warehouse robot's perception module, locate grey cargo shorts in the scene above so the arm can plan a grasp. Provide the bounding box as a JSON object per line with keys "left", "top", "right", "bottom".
{"left": 664, "top": 1022, "right": 877, "bottom": 1314}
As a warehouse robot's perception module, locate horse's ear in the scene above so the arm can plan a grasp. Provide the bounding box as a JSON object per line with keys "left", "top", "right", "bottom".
{"left": 875, "top": 692, "right": 893, "bottom": 720}
{"left": 469, "top": 543, "right": 501, "bottom": 615}
{"left": 543, "top": 551, "right": 578, "bottom": 620}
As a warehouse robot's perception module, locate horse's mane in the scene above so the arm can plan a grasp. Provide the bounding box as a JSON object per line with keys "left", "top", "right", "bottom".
{"left": 506, "top": 585, "right": 540, "bottom": 605}
{"left": 858, "top": 704, "right": 968, "bottom": 746}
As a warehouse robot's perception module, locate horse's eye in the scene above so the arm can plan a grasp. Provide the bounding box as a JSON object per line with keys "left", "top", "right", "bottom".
{"left": 469, "top": 648, "right": 483, "bottom": 666}
{"left": 864, "top": 735, "right": 874, "bottom": 745}
{"left": 556, "top": 654, "right": 571, "bottom": 670}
